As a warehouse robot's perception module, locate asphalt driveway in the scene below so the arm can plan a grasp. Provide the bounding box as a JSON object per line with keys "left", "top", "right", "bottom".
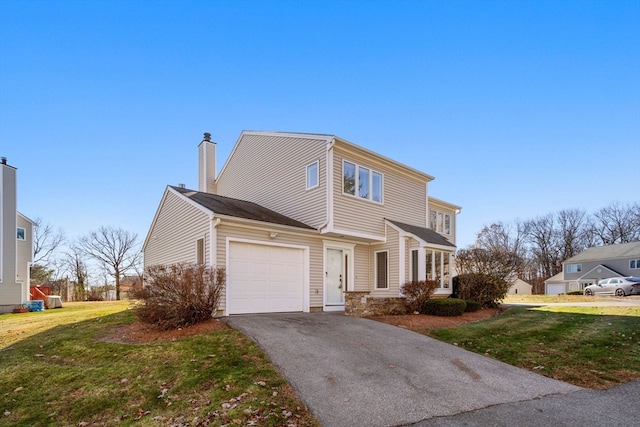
{"left": 225, "top": 312, "right": 582, "bottom": 427}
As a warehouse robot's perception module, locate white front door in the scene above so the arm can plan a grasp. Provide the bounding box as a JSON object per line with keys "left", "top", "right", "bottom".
{"left": 326, "top": 248, "right": 345, "bottom": 307}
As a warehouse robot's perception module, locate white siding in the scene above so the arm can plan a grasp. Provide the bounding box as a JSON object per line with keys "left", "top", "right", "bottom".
{"left": 216, "top": 133, "right": 328, "bottom": 228}
{"left": 144, "top": 191, "right": 211, "bottom": 268}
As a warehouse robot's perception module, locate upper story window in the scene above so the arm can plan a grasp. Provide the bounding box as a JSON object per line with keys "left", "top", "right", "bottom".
{"left": 306, "top": 161, "right": 319, "bottom": 190}
{"left": 343, "top": 160, "right": 383, "bottom": 203}
{"left": 566, "top": 264, "right": 582, "bottom": 273}
{"left": 630, "top": 259, "right": 640, "bottom": 269}
{"left": 429, "top": 209, "right": 451, "bottom": 235}
{"left": 17, "top": 227, "right": 25, "bottom": 240}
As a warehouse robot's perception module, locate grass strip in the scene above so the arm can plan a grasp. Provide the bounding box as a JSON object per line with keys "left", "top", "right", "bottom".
{"left": 427, "top": 306, "right": 640, "bottom": 389}
{"left": 0, "top": 302, "right": 318, "bottom": 426}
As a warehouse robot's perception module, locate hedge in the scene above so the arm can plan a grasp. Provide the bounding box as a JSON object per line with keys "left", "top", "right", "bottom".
{"left": 423, "top": 298, "right": 467, "bottom": 316}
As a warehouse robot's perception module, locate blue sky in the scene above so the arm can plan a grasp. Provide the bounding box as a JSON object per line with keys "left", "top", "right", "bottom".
{"left": 1, "top": 0, "right": 639, "bottom": 253}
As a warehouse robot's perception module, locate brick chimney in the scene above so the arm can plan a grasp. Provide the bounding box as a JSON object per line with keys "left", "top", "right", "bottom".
{"left": 198, "top": 132, "right": 216, "bottom": 193}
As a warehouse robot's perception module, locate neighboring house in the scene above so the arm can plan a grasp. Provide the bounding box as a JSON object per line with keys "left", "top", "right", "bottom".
{"left": 507, "top": 278, "right": 532, "bottom": 295}
{"left": 144, "top": 131, "right": 461, "bottom": 316}
{"left": 1, "top": 157, "right": 35, "bottom": 313}
{"left": 545, "top": 241, "right": 640, "bottom": 295}
{"left": 119, "top": 275, "right": 142, "bottom": 299}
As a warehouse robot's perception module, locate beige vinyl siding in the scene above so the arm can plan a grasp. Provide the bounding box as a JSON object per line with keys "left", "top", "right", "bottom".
{"left": 1, "top": 165, "right": 18, "bottom": 286}
{"left": 16, "top": 215, "right": 32, "bottom": 284}
{"left": 144, "top": 191, "right": 211, "bottom": 268}
{"left": 332, "top": 146, "right": 427, "bottom": 237}
{"left": 353, "top": 244, "right": 370, "bottom": 291}
{"left": 216, "top": 134, "right": 328, "bottom": 228}
{"left": 428, "top": 199, "right": 458, "bottom": 245}
{"left": 370, "top": 226, "right": 401, "bottom": 297}
{"left": 215, "top": 222, "right": 325, "bottom": 311}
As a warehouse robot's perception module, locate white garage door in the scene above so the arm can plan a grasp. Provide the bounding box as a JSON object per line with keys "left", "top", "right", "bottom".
{"left": 228, "top": 241, "right": 305, "bottom": 314}
{"left": 546, "top": 284, "right": 565, "bottom": 295}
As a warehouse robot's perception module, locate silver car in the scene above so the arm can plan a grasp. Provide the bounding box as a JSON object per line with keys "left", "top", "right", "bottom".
{"left": 583, "top": 277, "right": 640, "bottom": 296}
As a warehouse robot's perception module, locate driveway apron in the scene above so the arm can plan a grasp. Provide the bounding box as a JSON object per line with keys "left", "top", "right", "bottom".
{"left": 225, "top": 312, "right": 581, "bottom": 427}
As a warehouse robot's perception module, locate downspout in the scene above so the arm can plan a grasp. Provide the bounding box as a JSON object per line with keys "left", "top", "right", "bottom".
{"left": 318, "top": 137, "right": 335, "bottom": 233}
{"left": 210, "top": 216, "right": 220, "bottom": 267}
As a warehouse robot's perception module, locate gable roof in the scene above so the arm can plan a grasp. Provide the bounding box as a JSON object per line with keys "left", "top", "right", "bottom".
{"left": 171, "top": 186, "right": 314, "bottom": 230}
{"left": 577, "top": 264, "right": 623, "bottom": 281}
{"left": 219, "top": 131, "right": 435, "bottom": 184}
{"left": 544, "top": 272, "right": 564, "bottom": 284}
{"left": 386, "top": 219, "right": 456, "bottom": 248}
{"left": 564, "top": 241, "right": 640, "bottom": 264}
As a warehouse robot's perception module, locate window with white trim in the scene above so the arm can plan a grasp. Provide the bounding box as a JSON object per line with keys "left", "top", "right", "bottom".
{"left": 566, "top": 264, "right": 582, "bottom": 273}
{"left": 630, "top": 259, "right": 640, "bottom": 269}
{"left": 411, "top": 250, "right": 419, "bottom": 282}
{"left": 375, "top": 251, "right": 388, "bottom": 289}
{"left": 306, "top": 161, "right": 319, "bottom": 190}
{"left": 429, "top": 209, "right": 451, "bottom": 235}
{"left": 426, "top": 249, "right": 451, "bottom": 288}
{"left": 343, "top": 160, "right": 383, "bottom": 203}
{"left": 196, "top": 238, "right": 204, "bottom": 264}
{"left": 17, "top": 227, "right": 25, "bottom": 240}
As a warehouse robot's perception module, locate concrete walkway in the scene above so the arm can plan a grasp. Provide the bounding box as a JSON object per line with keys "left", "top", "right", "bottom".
{"left": 225, "top": 312, "right": 581, "bottom": 427}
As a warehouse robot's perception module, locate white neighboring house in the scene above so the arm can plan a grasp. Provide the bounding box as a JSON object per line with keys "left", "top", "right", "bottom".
{"left": 1, "top": 157, "right": 35, "bottom": 313}
{"left": 545, "top": 241, "right": 640, "bottom": 295}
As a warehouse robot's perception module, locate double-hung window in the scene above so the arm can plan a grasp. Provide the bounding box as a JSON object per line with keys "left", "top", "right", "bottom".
{"left": 343, "top": 160, "right": 383, "bottom": 203}
{"left": 17, "top": 227, "right": 25, "bottom": 240}
{"left": 429, "top": 209, "right": 452, "bottom": 235}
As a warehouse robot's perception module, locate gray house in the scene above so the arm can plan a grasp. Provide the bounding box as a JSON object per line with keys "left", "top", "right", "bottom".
{"left": 1, "top": 158, "right": 35, "bottom": 313}
{"left": 545, "top": 241, "right": 640, "bottom": 295}
{"left": 144, "top": 131, "right": 461, "bottom": 316}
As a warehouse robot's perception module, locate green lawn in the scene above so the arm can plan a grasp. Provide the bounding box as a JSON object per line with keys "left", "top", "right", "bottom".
{"left": 427, "top": 305, "right": 640, "bottom": 389}
{"left": 0, "top": 302, "right": 318, "bottom": 427}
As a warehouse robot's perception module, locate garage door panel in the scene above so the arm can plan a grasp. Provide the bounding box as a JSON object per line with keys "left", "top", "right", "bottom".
{"left": 228, "top": 242, "right": 305, "bottom": 314}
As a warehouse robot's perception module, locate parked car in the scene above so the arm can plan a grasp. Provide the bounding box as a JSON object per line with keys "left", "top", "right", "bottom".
{"left": 583, "top": 277, "right": 640, "bottom": 296}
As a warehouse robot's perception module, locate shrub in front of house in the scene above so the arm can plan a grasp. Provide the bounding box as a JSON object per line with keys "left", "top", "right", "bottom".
{"left": 401, "top": 280, "right": 439, "bottom": 313}
{"left": 453, "top": 273, "right": 510, "bottom": 308}
{"left": 463, "top": 300, "right": 482, "bottom": 312}
{"left": 423, "top": 298, "right": 467, "bottom": 316}
{"left": 566, "top": 290, "right": 583, "bottom": 295}
{"left": 134, "top": 263, "right": 225, "bottom": 330}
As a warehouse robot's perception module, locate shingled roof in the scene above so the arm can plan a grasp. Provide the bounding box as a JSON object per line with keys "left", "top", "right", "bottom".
{"left": 387, "top": 219, "right": 456, "bottom": 248}
{"left": 171, "top": 186, "right": 315, "bottom": 230}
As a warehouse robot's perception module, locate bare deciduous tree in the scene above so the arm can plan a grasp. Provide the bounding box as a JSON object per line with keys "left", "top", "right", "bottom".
{"left": 525, "top": 214, "right": 562, "bottom": 279}
{"left": 78, "top": 226, "right": 141, "bottom": 300}
{"left": 64, "top": 244, "right": 90, "bottom": 301}
{"left": 32, "top": 218, "right": 65, "bottom": 265}
{"left": 556, "top": 208, "right": 590, "bottom": 260}
{"left": 475, "top": 221, "right": 529, "bottom": 275}
{"left": 590, "top": 202, "right": 640, "bottom": 245}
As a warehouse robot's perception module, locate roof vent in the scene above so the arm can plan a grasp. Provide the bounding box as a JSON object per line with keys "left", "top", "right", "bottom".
{"left": 178, "top": 183, "right": 186, "bottom": 189}
{"left": 203, "top": 132, "right": 211, "bottom": 142}
{"left": 1, "top": 157, "right": 6, "bottom": 165}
